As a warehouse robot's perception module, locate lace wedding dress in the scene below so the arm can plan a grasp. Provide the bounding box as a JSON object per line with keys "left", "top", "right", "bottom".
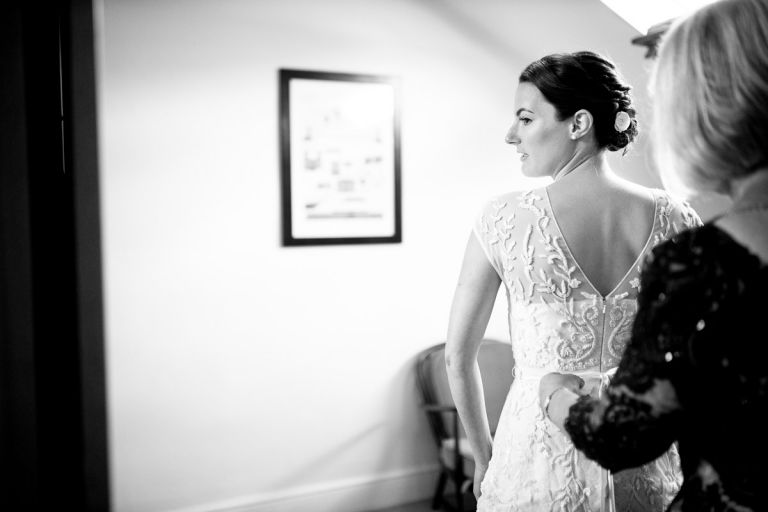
{"left": 472, "top": 187, "right": 700, "bottom": 512}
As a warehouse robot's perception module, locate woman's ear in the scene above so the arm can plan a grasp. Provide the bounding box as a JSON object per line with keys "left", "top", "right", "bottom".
{"left": 569, "top": 109, "right": 594, "bottom": 140}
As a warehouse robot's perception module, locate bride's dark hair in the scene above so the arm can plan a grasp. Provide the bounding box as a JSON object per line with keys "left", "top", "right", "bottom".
{"left": 520, "top": 51, "right": 637, "bottom": 152}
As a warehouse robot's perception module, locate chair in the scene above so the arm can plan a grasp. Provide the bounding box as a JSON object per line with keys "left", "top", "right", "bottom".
{"left": 415, "top": 339, "right": 514, "bottom": 512}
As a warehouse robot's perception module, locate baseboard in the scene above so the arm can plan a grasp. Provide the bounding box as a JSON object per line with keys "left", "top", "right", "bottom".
{"left": 167, "top": 464, "right": 441, "bottom": 512}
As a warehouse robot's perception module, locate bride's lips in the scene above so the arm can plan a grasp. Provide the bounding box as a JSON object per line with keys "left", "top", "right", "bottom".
{"left": 520, "top": 153, "right": 529, "bottom": 161}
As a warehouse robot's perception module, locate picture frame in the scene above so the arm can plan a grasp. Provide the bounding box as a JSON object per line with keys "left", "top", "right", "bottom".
{"left": 279, "top": 69, "right": 402, "bottom": 246}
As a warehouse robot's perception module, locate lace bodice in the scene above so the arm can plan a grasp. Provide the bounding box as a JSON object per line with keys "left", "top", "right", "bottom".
{"left": 471, "top": 186, "right": 699, "bottom": 512}
{"left": 473, "top": 188, "right": 700, "bottom": 374}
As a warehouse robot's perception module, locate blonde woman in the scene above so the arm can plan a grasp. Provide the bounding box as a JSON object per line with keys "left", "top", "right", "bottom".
{"left": 540, "top": 0, "right": 768, "bottom": 510}
{"left": 446, "top": 51, "right": 698, "bottom": 512}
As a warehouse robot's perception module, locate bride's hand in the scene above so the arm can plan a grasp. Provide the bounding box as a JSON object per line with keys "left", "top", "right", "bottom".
{"left": 473, "top": 462, "right": 488, "bottom": 499}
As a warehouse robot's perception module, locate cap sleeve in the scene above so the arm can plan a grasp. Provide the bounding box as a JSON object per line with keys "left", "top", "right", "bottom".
{"left": 661, "top": 190, "right": 704, "bottom": 237}
{"left": 471, "top": 198, "right": 509, "bottom": 280}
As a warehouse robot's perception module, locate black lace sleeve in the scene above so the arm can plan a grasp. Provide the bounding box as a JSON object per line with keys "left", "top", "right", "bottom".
{"left": 564, "top": 224, "right": 765, "bottom": 472}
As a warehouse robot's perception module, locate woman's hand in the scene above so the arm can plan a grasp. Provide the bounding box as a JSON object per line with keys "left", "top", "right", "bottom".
{"left": 538, "top": 372, "right": 585, "bottom": 415}
{"left": 538, "top": 373, "right": 585, "bottom": 430}
{"left": 473, "top": 461, "right": 488, "bottom": 499}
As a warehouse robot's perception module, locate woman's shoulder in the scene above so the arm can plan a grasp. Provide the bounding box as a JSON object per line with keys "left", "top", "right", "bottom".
{"left": 646, "top": 223, "right": 766, "bottom": 283}
{"left": 635, "top": 224, "right": 767, "bottom": 344}
{"left": 639, "top": 223, "right": 768, "bottom": 375}
{"left": 650, "top": 222, "right": 726, "bottom": 261}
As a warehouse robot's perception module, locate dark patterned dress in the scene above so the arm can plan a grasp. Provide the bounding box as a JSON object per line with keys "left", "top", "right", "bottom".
{"left": 566, "top": 223, "right": 768, "bottom": 511}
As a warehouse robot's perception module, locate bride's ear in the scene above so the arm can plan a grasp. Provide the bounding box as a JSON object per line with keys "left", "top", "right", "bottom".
{"left": 569, "top": 109, "right": 593, "bottom": 140}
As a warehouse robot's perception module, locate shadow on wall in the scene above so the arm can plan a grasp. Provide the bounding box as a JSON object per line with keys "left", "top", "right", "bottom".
{"left": 414, "top": 1, "right": 526, "bottom": 63}
{"left": 265, "top": 351, "right": 436, "bottom": 497}
{"left": 368, "top": 352, "right": 440, "bottom": 501}
{"left": 268, "top": 425, "right": 387, "bottom": 492}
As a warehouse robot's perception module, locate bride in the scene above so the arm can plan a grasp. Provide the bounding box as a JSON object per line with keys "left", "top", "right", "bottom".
{"left": 445, "top": 51, "right": 698, "bottom": 511}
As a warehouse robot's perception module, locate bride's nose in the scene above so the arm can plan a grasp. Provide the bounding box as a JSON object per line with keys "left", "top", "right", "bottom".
{"left": 505, "top": 125, "right": 520, "bottom": 145}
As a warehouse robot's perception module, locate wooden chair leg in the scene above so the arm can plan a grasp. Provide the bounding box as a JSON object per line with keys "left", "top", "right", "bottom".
{"left": 432, "top": 471, "right": 447, "bottom": 510}
{"left": 454, "top": 472, "right": 464, "bottom": 512}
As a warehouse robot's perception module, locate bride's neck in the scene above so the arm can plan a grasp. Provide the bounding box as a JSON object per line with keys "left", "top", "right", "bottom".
{"left": 552, "top": 152, "right": 611, "bottom": 183}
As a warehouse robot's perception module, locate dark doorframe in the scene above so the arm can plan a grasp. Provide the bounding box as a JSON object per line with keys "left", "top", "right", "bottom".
{"left": 1, "top": 1, "right": 110, "bottom": 510}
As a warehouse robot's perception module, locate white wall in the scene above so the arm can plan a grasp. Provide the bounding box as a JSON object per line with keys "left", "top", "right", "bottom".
{"left": 94, "top": 1, "right": 718, "bottom": 511}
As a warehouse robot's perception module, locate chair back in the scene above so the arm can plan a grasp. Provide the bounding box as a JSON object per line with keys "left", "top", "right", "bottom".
{"left": 416, "top": 339, "right": 514, "bottom": 443}
{"left": 476, "top": 340, "right": 515, "bottom": 435}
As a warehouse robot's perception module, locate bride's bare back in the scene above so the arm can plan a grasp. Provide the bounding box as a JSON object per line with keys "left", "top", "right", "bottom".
{"left": 546, "top": 173, "right": 656, "bottom": 297}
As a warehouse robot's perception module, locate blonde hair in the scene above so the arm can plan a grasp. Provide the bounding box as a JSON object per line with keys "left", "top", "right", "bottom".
{"left": 650, "top": 0, "right": 768, "bottom": 197}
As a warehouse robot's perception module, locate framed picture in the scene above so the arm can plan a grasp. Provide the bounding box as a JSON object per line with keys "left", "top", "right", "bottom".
{"left": 279, "top": 69, "right": 402, "bottom": 246}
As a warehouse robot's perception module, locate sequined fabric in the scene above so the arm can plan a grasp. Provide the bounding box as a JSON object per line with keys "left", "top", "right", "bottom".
{"left": 566, "top": 223, "right": 768, "bottom": 511}
{"left": 473, "top": 187, "right": 700, "bottom": 511}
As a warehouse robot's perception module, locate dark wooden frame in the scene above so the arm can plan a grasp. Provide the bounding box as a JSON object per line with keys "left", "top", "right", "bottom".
{"left": 1, "top": 1, "right": 109, "bottom": 509}
{"left": 279, "top": 69, "right": 402, "bottom": 246}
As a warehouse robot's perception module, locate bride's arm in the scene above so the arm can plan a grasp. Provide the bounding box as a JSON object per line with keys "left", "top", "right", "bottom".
{"left": 445, "top": 233, "right": 502, "bottom": 496}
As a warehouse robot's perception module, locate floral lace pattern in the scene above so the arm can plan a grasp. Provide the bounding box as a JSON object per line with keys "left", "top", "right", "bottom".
{"left": 472, "top": 187, "right": 701, "bottom": 511}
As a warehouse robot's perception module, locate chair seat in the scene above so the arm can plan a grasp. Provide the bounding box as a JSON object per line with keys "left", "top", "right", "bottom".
{"left": 440, "top": 437, "right": 475, "bottom": 475}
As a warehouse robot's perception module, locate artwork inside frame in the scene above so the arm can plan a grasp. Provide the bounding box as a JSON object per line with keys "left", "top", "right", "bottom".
{"left": 279, "top": 69, "right": 402, "bottom": 246}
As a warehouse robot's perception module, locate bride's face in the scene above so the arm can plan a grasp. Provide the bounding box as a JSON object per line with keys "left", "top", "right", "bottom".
{"left": 505, "top": 82, "right": 574, "bottom": 178}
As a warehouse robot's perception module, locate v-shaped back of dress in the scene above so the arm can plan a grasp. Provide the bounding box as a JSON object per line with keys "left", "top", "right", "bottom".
{"left": 543, "top": 187, "right": 658, "bottom": 299}
{"left": 473, "top": 187, "right": 700, "bottom": 373}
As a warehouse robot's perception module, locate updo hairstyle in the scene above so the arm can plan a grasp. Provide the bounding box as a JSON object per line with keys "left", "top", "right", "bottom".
{"left": 519, "top": 51, "right": 637, "bottom": 152}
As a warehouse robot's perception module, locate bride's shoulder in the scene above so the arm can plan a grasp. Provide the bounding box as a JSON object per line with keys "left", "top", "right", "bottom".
{"left": 477, "top": 187, "right": 546, "bottom": 217}
{"left": 653, "top": 188, "right": 703, "bottom": 230}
